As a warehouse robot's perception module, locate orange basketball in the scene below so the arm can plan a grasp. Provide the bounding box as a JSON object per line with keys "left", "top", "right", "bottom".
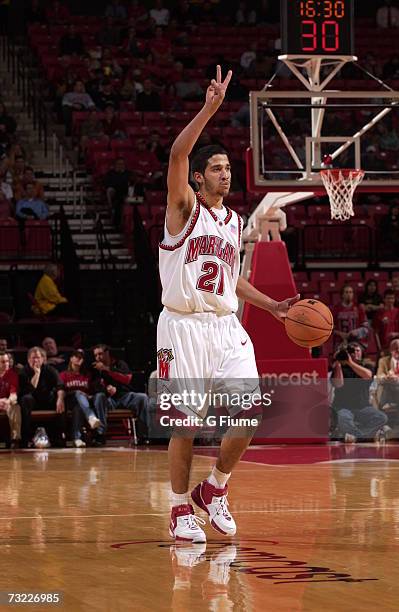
{"left": 285, "top": 299, "right": 333, "bottom": 348}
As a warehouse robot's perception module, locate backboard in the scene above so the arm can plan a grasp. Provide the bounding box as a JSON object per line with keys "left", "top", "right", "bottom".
{"left": 248, "top": 89, "right": 399, "bottom": 193}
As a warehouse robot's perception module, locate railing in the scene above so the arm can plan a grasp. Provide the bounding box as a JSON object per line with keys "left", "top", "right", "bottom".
{"left": 1, "top": 35, "right": 50, "bottom": 156}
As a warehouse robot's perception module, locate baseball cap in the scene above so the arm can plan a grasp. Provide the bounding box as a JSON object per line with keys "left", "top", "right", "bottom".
{"left": 72, "top": 349, "right": 85, "bottom": 358}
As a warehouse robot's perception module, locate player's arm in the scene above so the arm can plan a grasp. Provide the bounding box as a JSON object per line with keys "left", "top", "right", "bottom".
{"left": 236, "top": 276, "right": 300, "bottom": 322}
{"left": 166, "top": 65, "right": 232, "bottom": 235}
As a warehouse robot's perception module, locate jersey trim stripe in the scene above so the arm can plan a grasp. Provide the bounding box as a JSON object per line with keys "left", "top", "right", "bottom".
{"left": 237, "top": 212, "right": 243, "bottom": 247}
{"left": 159, "top": 200, "right": 201, "bottom": 251}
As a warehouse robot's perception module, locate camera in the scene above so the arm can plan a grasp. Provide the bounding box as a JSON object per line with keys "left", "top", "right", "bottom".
{"left": 335, "top": 349, "right": 349, "bottom": 362}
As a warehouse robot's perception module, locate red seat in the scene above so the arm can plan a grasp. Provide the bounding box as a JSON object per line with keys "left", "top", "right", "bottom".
{"left": 364, "top": 271, "right": 389, "bottom": 282}
{"left": 0, "top": 221, "right": 19, "bottom": 258}
{"left": 310, "top": 271, "right": 336, "bottom": 283}
{"left": 337, "top": 271, "right": 362, "bottom": 283}
{"left": 23, "top": 221, "right": 52, "bottom": 258}
{"left": 292, "top": 271, "right": 308, "bottom": 282}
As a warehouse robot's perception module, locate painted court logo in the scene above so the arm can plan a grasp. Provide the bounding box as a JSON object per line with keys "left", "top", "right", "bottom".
{"left": 157, "top": 348, "right": 174, "bottom": 380}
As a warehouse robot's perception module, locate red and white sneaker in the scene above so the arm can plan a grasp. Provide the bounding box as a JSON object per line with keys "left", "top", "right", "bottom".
{"left": 169, "top": 504, "right": 207, "bottom": 543}
{"left": 191, "top": 480, "right": 236, "bottom": 536}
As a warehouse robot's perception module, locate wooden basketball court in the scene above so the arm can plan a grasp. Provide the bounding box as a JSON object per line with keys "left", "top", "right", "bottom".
{"left": 0, "top": 444, "right": 398, "bottom": 611}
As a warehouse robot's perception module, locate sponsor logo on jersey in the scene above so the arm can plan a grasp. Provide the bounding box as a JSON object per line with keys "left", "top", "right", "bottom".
{"left": 157, "top": 348, "right": 174, "bottom": 381}
{"left": 185, "top": 234, "right": 236, "bottom": 273}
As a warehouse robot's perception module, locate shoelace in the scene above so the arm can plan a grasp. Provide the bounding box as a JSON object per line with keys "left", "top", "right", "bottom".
{"left": 215, "top": 495, "right": 230, "bottom": 518}
{"left": 184, "top": 513, "right": 206, "bottom": 531}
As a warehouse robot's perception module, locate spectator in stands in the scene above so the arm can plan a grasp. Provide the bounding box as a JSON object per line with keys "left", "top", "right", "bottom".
{"left": 150, "top": 0, "right": 170, "bottom": 26}
{"left": 247, "top": 51, "right": 275, "bottom": 78}
{"left": 15, "top": 182, "right": 48, "bottom": 220}
{"left": 0, "top": 171, "right": 12, "bottom": 200}
{"left": 60, "top": 350, "right": 106, "bottom": 448}
{"left": 373, "top": 289, "right": 399, "bottom": 350}
{"left": 135, "top": 78, "right": 162, "bottom": 112}
{"left": 0, "top": 339, "right": 7, "bottom": 351}
{"left": 332, "top": 284, "right": 369, "bottom": 349}
{"left": 358, "top": 279, "right": 383, "bottom": 323}
{"left": 0, "top": 190, "right": 13, "bottom": 220}
{"left": 175, "top": 70, "right": 204, "bottom": 101}
{"left": 331, "top": 342, "right": 387, "bottom": 443}
{"left": 240, "top": 41, "right": 258, "bottom": 71}
{"left": 120, "top": 73, "right": 143, "bottom": 102}
{"left": 150, "top": 26, "right": 172, "bottom": 64}
{"left": 147, "top": 130, "right": 167, "bottom": 163}
{"left": 101, "top": 55, "right": 123, "bottom": 81}
{"left": 96, "top": 81, "right": 121, "bottom": 111}
{"left": 105, "top": 0, "right": 127, "bottom": 20}
{"left": 380, "top": 204, "right": 399, "bottom": 257}
{"left": 105, "top": 157, "right": 131, "bottom": 228}
{"left": 101, "top": 105, "right": 126, "bottom": 139}
{"left": 19, "top": 346, "right": 66, "bottom": 448}
{"left": 377, "top": 0, "right": 399, "bottom": 28}
{"left": 14, "top": 167, "right": 45, "bottom": 202}
{"left": 42, "top": 337, "right": 67, "bottom": 372}
{"left": 0, "top": 102, "right": 17, "bottom": 136}
{"left": 91, "top": 344, "right": 151, "bottom": 443}
{"left": 235, "top": 1, "right": 257, "bottom": 25}
{"left": 79, "top": 110, "right": 105, "bottom": 156}
{"left": 62, "top": 81, "right": 96, "bottom": 135}
{"left": 25, "top": 0, "right": 47, "bottom": 24}
{"left": 0, "top": 351, "right": 21, "bottom": 449}
{"left": 128, "top": 0, "right": 149, "bottom": 22}
{"left": 32, "top": 263, "right": 71, "bottom": 317}
{"left": 377, "top": 123, "right": 399, "bottom": 152}
{"left": 97, "top": 16, "right": 121, "bottom": 47}
{"left": 59, "top": 24, "right": 85, "bottom": 58}
{"left": 172, "top": 0, "right": 196, "bottom": 25}
{"left": 376, "top": 339, "right": 399, "bottom": 428}
{"left": 10, "top": 155, "right": 26, "bottom": 184}
{"left": 133, "top": 137, "right": 162, "bottom": 186}
{"left": 45, "top": 0, "right": 70, "bottom": 23}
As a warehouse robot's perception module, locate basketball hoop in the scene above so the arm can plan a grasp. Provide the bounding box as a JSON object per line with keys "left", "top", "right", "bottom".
{"left": 320, "top": 168, "right": 365, "bottom": 221}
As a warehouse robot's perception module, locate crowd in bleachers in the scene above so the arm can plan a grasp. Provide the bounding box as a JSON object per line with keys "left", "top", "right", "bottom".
{"left": 0, "top": 94, "right": 52, "bottom": 257}
{"left": 0, "top": 334, "right": 153, "bottom": 449}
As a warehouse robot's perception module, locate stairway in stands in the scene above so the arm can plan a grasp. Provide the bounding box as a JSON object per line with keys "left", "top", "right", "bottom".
{"left": 0, "top": 44, "right": 133, "bottom": 270}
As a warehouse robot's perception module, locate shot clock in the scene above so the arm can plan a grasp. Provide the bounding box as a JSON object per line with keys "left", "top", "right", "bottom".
{"left": 281, "top": 0, "right": 354, "bottom": 56}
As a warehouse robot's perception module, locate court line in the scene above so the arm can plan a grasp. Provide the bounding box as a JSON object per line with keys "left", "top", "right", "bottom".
{"left": 0, "top": 507, "right": 396, "bottom": 521}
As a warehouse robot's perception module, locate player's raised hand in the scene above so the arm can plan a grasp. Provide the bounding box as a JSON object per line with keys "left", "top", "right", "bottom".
{"left": 205, "top": 65, "right": 232, "bottom": 114}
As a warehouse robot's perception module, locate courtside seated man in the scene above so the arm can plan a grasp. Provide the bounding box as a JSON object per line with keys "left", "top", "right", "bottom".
{"left": 158, "top": 66, "right": 299, "bottom": 543}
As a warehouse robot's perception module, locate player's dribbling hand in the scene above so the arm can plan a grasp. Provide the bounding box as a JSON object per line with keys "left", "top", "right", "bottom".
{"left": 274, "top": 294, "right": 301, "bottom": 322}
{"left": 205, "top": 65, "right": 232, "bottom": 114}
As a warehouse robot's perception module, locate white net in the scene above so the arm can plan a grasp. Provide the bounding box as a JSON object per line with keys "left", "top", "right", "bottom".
{"left": 320, "top": 169, "right": 365, "bottom": 221}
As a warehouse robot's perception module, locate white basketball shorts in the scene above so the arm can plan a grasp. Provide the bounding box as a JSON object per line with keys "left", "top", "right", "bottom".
{"left": 156, "top": 308, "right": 259, "bottom": 418}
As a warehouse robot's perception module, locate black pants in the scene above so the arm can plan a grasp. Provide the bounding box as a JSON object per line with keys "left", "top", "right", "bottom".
{"left": 20, "top": 394, "right": 66, "bottom": 446}
{"left": 46, "top": 302, "right": 74, "bottom": 317}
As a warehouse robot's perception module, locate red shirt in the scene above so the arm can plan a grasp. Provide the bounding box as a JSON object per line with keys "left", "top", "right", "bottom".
{"left": 374, "top": 308, "right": 399, "bottom": 348}
{"left": 0, "top": 369, "right": 19, "bottom": 399}
{"left": 60, "top": 371, "right": 91, "bottom": 395}
{"left": 332, "top": 302, "right": 367, "bottom": 334}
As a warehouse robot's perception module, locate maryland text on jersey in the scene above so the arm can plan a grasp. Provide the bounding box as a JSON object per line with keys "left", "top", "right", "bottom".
{"left": 184, "top": 234, "right": 236, "bottom": 274}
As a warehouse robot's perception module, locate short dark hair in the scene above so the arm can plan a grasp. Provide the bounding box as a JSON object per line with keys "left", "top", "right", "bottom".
{"left": 384, "top": 289, "right": 395, "bottom": 298}
{"left": 93, "top": 343, "right": 110, "bottom": 354}
{"left": 191, "top": 145, "right": 229, "bottom": 176}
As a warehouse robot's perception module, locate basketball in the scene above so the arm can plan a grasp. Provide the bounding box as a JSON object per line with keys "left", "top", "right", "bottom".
{"left": 285, "top": 299, "right": 333, "bottom": 348}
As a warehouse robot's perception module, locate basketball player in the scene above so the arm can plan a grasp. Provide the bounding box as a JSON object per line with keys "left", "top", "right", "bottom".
{"left": 158, "top": 66, "right": 299, "bottom": 543}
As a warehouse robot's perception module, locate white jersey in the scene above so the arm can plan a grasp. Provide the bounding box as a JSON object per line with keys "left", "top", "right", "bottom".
{"left": 159, "top": 195, "right": 243, "bottom": 315}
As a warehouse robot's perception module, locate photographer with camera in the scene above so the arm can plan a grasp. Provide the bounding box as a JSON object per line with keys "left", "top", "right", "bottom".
{"left": 332, "top": 342, "right": 387, "bottom": 443}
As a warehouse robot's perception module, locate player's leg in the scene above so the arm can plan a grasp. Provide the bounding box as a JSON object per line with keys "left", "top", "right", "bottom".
{"left": 169, "top": 435, "right": 195, "bottom": 495}
{"left": 158, "top": 310, "right": 207, "bottom": 542}
{"left": 191, "top": 314, "right": 260, "bottom": 536}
